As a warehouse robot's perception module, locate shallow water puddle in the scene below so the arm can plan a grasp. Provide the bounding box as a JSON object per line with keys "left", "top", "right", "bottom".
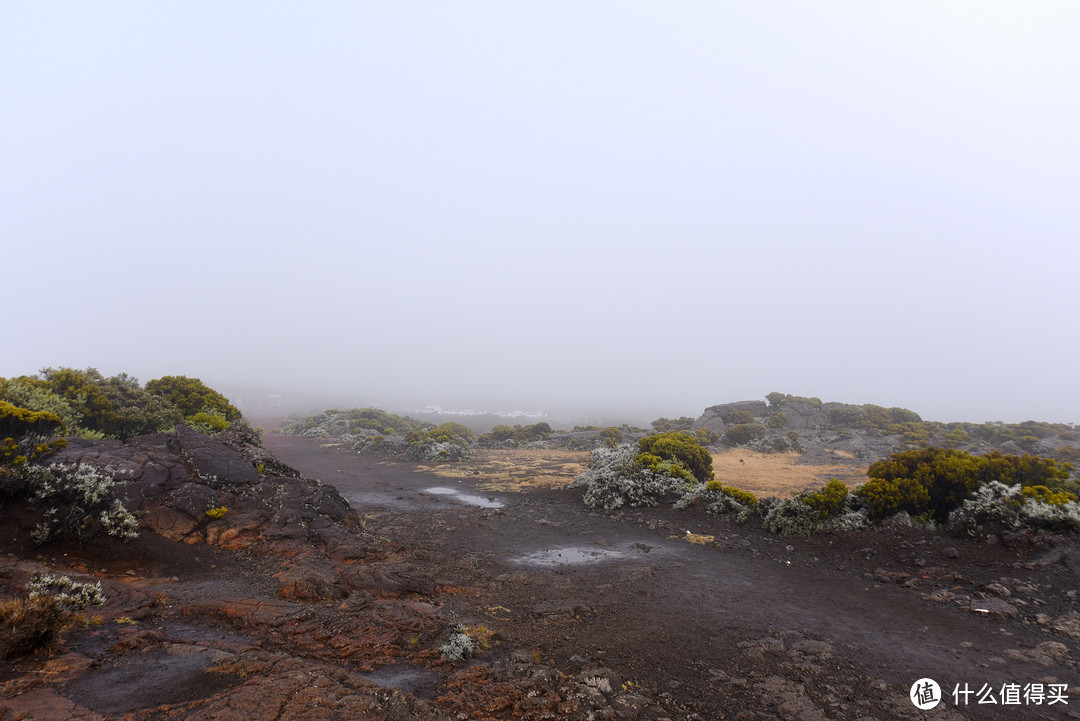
{"left": 423, "top": 486, "right": 504, "bottom": 508}
{"left": 512, "top": 546, "right": 629, "bottom": 567}
{"left": 358, "top": 665, "right": 441, "bottom": 694}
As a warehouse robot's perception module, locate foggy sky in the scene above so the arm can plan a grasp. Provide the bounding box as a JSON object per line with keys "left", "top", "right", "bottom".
{"left": 3, "top": 2, "right": 1078, "bottom": 424}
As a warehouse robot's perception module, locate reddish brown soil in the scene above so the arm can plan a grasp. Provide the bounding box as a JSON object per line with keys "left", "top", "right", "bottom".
{"left": 261, "top": 434, "right": 1080, "bottom": 720}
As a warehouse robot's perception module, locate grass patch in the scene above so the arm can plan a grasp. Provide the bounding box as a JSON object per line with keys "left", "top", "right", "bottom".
{"left": 710, "top": 450, "right": 867, "bottom": 498}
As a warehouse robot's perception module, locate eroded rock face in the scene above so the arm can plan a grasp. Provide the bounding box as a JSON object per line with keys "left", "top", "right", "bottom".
{"left": 34, "top": 427, "right": 368, "bottom": 599}
{"left": 174, "top": 425, "right": 260, "bottom": 486}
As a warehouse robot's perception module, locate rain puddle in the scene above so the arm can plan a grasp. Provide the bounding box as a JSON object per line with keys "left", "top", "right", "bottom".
{"left": 346, "top": 491, "right": 421, "bottom": 510}
{"left": 423, "top": 486, "right": 504, "bottom": 508}
{"left": 358, "top": 665, "right": 441, "bottom": 695}
{"left": 512, "top": 546, "right": 629, "bottom": 567}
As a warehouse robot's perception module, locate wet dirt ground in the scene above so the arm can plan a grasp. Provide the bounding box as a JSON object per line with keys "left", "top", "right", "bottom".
{"left": 263, "top": 434, "right": 1080, "bottom": 721}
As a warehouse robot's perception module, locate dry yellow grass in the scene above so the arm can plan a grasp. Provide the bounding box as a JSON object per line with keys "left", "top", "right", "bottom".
{"left": 415, "top": 448, "right": 590, "bottom": 492}
{"left": 415, "top": 447, "right": 867, "bottom": 497}
{"left": 710, "top": 450, "right": 867, "bottom": 498}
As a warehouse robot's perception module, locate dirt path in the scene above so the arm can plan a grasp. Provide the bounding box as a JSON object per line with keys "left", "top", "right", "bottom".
{"left": 265, "top": 435, "right": 1080, "bottom": 720}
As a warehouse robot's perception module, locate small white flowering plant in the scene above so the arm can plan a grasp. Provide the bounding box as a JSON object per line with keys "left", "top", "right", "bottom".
{"left": 22, "top": 463, "right": 139, "bottom": 544}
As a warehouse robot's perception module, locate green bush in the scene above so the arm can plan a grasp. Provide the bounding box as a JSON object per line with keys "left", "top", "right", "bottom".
{"left": 694, "top": 427, "right": 719, "bottom": 446}
{"left": 802, "top": 479, "right": 848, "bottom": 518}
{"left": 766, "top": 393, "right": 821, "bottom": 410}
{"left": 599, "top": 427, "right": 623, "bottom": 447}
{"left": 651, "top": 417, "right": 695, "bottom": 433}
{"left": 186, "top": 410, "right": 231, "bottom": 435}
{"left": 637, "top": 432, "right": 713, "bottom": 483}
{"left": 722, "top": 423, "right": 767, "bottom": 446}
{"left": 0, "top": 379, "right": 102, "bottom": 439}
{"left": 857, "top": 447, "right": 1075, "bottom": 522}
{"left": 146, "top": 375, "right": 241, "bottom": 421}
{"left": 1021, "top": 485, "right": 1077, "bottom": 506}
{"left": 0, "top": 401, "right": 67, "bottom": 468}
{"left": 705, "top": 480, "right": 757, "bottom": 506}
{"left": 477, "top": 422, "right": 553, "bottom": 446}
{"left": 0, "top": 401, "right": 62, "bottom": 440}
{"left": 864, "top": 448, "right": 985, "bottom": 521}
{"left": 407, "top": 422, "right": 474, "bottom": 446}
{"left": 724, "top": 410, "right": 756, "bottom": 425}
{"left": 857, "top": 475, "right": 931, "bottom": 519}
{"left": 636, "top": 453, "right": 694, "bottom": 483}
{"left": 9, "top": 369, "right": 185, "bottom": 440}
{"left": 982, "top": 451, "right": 1075, "bottom": 493}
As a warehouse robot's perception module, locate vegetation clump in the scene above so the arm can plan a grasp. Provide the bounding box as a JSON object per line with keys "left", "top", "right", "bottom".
{"left": 675, "top": 481, "right": 758, "bottom": 523}
{"left": 145, "top": 375, "right": 242, "bottom": 422}
{"left": 722, "top": 423, "right": 768, "bottom": 447}
{"left": 477, "top": 422, "right": 554, "bottom": 448}
{"left": 857, "top": 447, "right": 1075, "bottom": 523}
{"left": 948, "top": 481, "right": 1080, "bottom": 535}
{"left": 440, "top": 624, "right": 478, "bottom": 661}
{"left": 1, "top": 574, "right": 105, "bottom": 659}
{"left": 650, "top": 417, "right": 695, "bottom": 433}
{"left": 1, "top": 368, "right": 240, "bottom": 441}
{"left": 636, "top": 432, "right": 713, "bottom": 483}
{"left": 281, "top": 408, "right": 473, "bottom": 463}
{"left": 22, "top": 463, "right": 140, "bottom": 544}
{"left": 571, "top": 444, "right": 693, "bottom": 511}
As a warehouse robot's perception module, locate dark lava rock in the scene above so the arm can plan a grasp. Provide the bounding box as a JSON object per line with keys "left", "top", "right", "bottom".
{"left": 175, "top": 425, "right": 259, "bottom": 486}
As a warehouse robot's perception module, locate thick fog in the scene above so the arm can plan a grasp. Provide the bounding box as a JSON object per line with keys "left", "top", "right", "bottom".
{"left": 3, "top": 3, "right": 1078, "bottom": 424}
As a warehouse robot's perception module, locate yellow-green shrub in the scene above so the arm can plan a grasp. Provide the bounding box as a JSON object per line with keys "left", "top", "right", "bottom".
{"left": 802, "top": 479, "right": 849, "bottom": 518}
{"left": 637, "top": 432, "right": 713, "bottom": 483}
{"left": 856, "top": 476, "right": 931, "bottom": 519}
{"left": 1021, "top": 485, "right": 1077, "bottom": 506}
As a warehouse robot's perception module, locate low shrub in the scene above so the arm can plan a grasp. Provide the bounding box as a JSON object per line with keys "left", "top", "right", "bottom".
{"left": 948, "top": 481, "right": 1080, "bottom": 535}
{"left": 440, "top": 624, "right": 477, "bottom": 661}
{"left": 571, "top": 444, "right": 690, "bottom": 511}
{"left": 637, "top": 432, "right": 713, "bottom": 483}
{"left": 404, "top": 441, "right": 470, "bottom": 463}
{"left": 763, "top": 497, "right": 822, "bottom": 536}
{"left": 802, "top": 479, "right": 848, "bottom": 518}
{"left": 856, "top": 476, "right": 930, "bottom": 519}
{"left": 0, "top": 595, "right": 68, "bottom": 659}
{"left": 694, "top": 428, "right": 719, "bottom": 446}
{"left": 724, "top": 410, "right": 756, "bottom": 426}
{"left": 22, "top": 463, "right": 139, "bottom": 544}
{"left": 26, "top": 574, "right": 106, "bottom": 611}
{"left": 676, "top": 482, "right": 757, "bottom": 523}
{"left": 477, "top": 422, "right": 553, "bottom": 447}
{"left": 145, "top": 375, "right": 241, "bottom": 422}
{"left": 1, "top": 574, "right": 106, "bottom": 659}
{"left": 723, "top": 423, "right": 768, "bottom": 447}
{"left": 186, "top": 409, "right": 231, "bottom": 435}
{"left": 762, "top": 489, "right": 869, "bottom": 536}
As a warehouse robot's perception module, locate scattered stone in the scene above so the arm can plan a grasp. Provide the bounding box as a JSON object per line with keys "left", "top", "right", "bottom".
{"left": 1053, "top": 612, "right": 1080, "bottom": 639}
{"left": 970, "top": 598, "right": 1020, "bottom": 619}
